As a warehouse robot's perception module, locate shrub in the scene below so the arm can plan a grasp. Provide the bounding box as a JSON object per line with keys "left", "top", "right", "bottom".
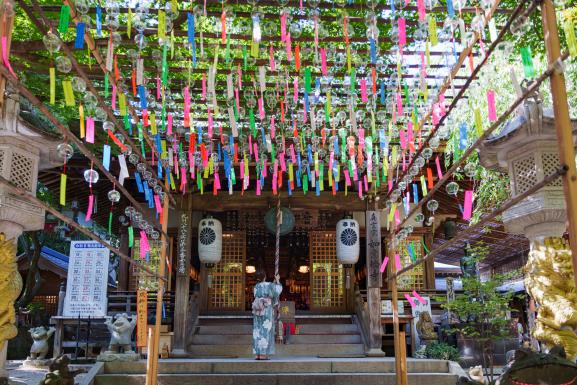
{"left": 424, "top": 342, "right": 461, "bottom": 362}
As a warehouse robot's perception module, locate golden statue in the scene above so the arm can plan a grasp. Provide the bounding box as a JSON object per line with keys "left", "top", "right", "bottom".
{"left": 525, "top": 237, "right": 577, "bottom": 360}
{"left": 416, "top": 312, "right": 438, "bottom": 341}
{"left": 0, "top": 233, "right": 23, "bottom": 354}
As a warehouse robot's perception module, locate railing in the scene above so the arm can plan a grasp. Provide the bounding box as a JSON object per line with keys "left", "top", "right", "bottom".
{"left": 353, "top": 285, "right": 370, "bottom": 352}
{"left": 107, "top": 290, "right": 176, "bottom": 323}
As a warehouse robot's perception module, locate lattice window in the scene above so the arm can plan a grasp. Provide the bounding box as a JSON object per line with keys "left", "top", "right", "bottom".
{"left": 9, "top": 152, "right": 34, "bottom": 191}
{"left": 396, "top": 236, "right": 425, "bottom": 292}
{"left": 512, "top": 155, "right": 536, "bottom": 195}
{"left": 0, "top": 150, "right": 5, "bottom": 172}
{"left": 542, "top": 152, "right": 562, "bottom": 187}
{"left": 309, "top": 231, "right": 345, "bottom": 310}
{"left": 130, "top": 239, "right": 163, "bottom": 291}
{"left": 208, "top": 231, "right": 245, "bottom": 310}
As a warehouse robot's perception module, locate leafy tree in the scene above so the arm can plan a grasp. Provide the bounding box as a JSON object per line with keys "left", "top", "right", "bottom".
{"left": 438, "top": 243, "right": 519, "bottom": 382}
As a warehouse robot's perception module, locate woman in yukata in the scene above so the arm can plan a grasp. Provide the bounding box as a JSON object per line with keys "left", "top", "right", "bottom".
{"left": 251, "top": 270, "right": 282, "bottom": 360}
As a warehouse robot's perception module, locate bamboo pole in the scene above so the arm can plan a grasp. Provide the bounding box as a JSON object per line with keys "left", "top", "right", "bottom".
{"left": 390, "top": 254, "right": 407, "bottom": 385}
{"left": 0, "top": 174, "right": 165, "bottom": 280}
{"left": 145, "top": 180, "right": 170, "bottom": 385}
{"left": 540, "top": 0, "right": 577, "bottom": 292}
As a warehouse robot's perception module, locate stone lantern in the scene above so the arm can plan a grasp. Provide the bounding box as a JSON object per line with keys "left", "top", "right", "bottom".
{"left": 479, "top": 91, "right": 577, "bottom": 359}
{"left": 0, "top": 90, "right": 61, "bottom": 383}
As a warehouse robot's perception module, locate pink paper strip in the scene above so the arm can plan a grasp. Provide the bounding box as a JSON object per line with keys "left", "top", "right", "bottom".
{"left": 154, "top": 194, "right": 162, "bottom": 214}
{"left": 111, "top": 85, "right": 117, "bottom": 110}
{"left": 240, "top": 160, "right": 245, "bottom": 180}
{"left": 358, "top": 181, "right": 362, "bottom": 199}
{"left": 214, "top": 172, "right": 221, "bottom": 190}
{"left": 280, "top": 13, "right": 287, "bottom": 42}
{"left": 139, "top": 231, "right": 147, "bottom": 259}
{"left": 293, "top": 77, "right": 298, "bottom": 102}
{"left": 396, "top": 92, "right": 403, "bottom": 115}
{"left": 207, "top": 108, "right": 213, "bottom": 138}
{"left": 320, "top": 48, "right": 327, "bottom": 75}
{"left": 398, "top": 18, "right": 406, "bottom": 47}
{"left": 272, "top": 160, "right": 278, "bottom": 194}
{"left": 258, "top": 97, "right": 265, "bottom": 120}
{"left": 201, "top": 73, "right": 206, "bottom": 100}
{"left": 253, "top": 143, "right": 259, "bottom": 162}
{"left": 280, "top": 152, "right": 286, "bottom": 172}
{"left": 269, "top": 45, "right": 275, "bottom": 71}
{"left": 85, "top": 194, "right": 94, "bottom": 222}
{"left": 86, "top": 117, "right": 94, "bottom": 143}
{"left": 270, "top": 115, "right": 275, "bottom": 138}
{"left": 344, "top": 169, "right": 351, "bottom": 186}
{"left": 412, "top": 290, "right": 427, "bottom": 305}
{"left": 380, "top": 256, "right": 389, "bottom": 273}
{"left": 256, "top": 177, "right": 261, "bottom": 195}
{"left": 399, "top": 128, "right": 407, "bottom": 150}
{"left": 463, "top": 190, "right": 474, "bottom": 220}
{"left": 156, "top": 76, "right": 161, "bottom": 100}
{"left": 394, "top": 253, "right": 402, "bottom": 271}
{"left": 235, "top": 88, "right": 240, "bottom": 113}
{"left": 405, "top": 293, "right": 416, "bottom": 308}
{"left": 417, "top": 0, "right": 426, "bottom": 20}
{"left": 435, "top": 156, "right": 443, "bottom": 179}
{"left": 167, "top": 114, "right": 173, "bottom": 135}
{"left": 364, "top": 174, "right": 368, "bottom": 191}
{"left": 286, "top": 32, "right": 292, "bottom": 61}
{"left": 2, "top": 36, "right": 16, "bottom": 78}
{"left": 262, "top": 159, "right": 267, "bottom": 177}
{"left": 360, "top": 79, "right": 368, "bottom": 103}
{"left": 487, "top": 90, "right": 497, "bottom": 122}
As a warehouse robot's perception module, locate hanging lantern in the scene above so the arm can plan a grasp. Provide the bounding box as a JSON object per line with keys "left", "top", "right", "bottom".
{"left": 198, "top": 216, "right": 222, "bottom": 267}
{"left": 336, "top": 217, "right": 360, "bottom": 266}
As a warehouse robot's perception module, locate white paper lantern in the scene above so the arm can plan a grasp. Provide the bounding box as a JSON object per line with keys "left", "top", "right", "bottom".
{"left": 198, "top": 217, "right": 222, "bottom": 266}
{"left": 336, "top": 218, "right": 360, "bottom": 265}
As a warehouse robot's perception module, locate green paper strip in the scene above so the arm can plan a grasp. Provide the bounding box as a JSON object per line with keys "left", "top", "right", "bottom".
{"left": 349, "top": 68, "right": 356, "bottom": 94}
{"left": 304, "top": 68, "right": 312, "bottom": 93}
{"left": 108, "top": 211, "right": 113, "bottom": 235}
{"left": 58, "top": 5, "right": 70, "bottom": 34}
{"left": 520, "top": 46, "right": 535, "bottom": 78}
{"left": 104, "top": 75, "right": 109, "bottom": 98}
{"left": 243, "top": 46, "right": 248, "bottom": 70}
{"left": 303, "top": 174, "right": 308, "bottom": 194}
{"left": 128, "top": 226, "right": 134, "bottom": 248}
{"left": 564, "top": 17, "right": 577, "bottom": 57}
{"left": 422, "top": 239, "right": 430, "bottom": 254}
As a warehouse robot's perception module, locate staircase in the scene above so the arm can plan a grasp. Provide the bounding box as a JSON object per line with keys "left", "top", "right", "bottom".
{"left": 187, "top": 315, "right": 365, "bottom": 357}
{"left": 93, "top": 358, "right": 464, "bottom": 385}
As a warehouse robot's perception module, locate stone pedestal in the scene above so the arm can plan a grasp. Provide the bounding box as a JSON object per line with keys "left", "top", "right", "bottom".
{"left": 96, "top": 352, "right": 139, "bottom": 362}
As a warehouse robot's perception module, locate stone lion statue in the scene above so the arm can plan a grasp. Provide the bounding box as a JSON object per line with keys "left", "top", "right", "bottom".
{"left": 416, "top": 312, "right": 438, "bottom": 341}
{"left": 104, "top": 313, "right": 136, "bottom": 353}
{"left": 39, "top": 355, "right": 84, "bottom": 385}
{"left": 28, "top": 326, "right": 55, "bottom": 360}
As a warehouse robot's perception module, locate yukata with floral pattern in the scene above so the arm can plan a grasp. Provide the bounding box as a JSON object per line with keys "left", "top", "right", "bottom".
{"left": 252, "top": 281, "right": 282, "bottom": 356}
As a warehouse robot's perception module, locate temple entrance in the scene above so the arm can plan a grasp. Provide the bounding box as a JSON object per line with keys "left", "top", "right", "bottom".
{"left": 200, "top": 210, "right": 350, "bottom": 313}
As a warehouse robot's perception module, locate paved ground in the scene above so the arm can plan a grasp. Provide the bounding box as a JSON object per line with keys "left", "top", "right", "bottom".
{"left": 7, "top": 360, "right": 91, "bottom": 385}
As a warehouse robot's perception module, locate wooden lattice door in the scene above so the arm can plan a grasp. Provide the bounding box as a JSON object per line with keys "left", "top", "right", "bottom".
{"left": 309, "top": 231, "right": 345, "bottom": 311}
{"left": 208, "top": 231, "right": 246, "bottom": 311}
{"left": 395, "top": 235, "right": 425, "bottom": 292}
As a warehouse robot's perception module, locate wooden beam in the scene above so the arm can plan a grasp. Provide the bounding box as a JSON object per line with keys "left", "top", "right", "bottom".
{"left": 541, "top": 0, "right": 577, "bottom": 293}
{"left": 188, "top": 191, "right": 366, "bottom": 211}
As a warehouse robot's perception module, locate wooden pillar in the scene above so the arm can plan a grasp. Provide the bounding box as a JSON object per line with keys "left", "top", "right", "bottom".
{"left": 541, "top": 0, "right": 577, "bottom": 292}
{"left": 365, "top": 204, "right": 383, "bottom": 356}
{"left": 424, "top": 232, "right": 435, "bottom": 289}
{"left": 0, "top": 3, "right": 14, "bottom": 117}
{"left": 172, "top": 195, "right": 192, "bottom": 356}
{"left": 145, "top": 188, "right": 170, "bottom": 385}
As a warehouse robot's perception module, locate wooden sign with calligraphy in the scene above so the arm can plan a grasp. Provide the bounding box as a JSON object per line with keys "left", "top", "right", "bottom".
{"left": 366, "top": 211, "right": 382, "bottom": 288}
{"left": 136, "top": 289, "right": 148, "bottom": 348}
{"left": 177, "top": 212, "right": 190, "bottom": 276}
{"left": 278, "top": 301, "right": 295, "bottom": 324}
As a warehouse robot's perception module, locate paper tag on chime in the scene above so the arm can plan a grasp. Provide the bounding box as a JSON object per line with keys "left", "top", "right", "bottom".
{"left": 49, "top": 67, "right": 55, "bottom": 105}
{"left": 59, "top": 173, "right": 66, "bottom": 206}
{"left": 106, "top": 39, "right": 114, "bottom": 72}
{"left": 136, "top": 58, "right": 144, "bottom": 85}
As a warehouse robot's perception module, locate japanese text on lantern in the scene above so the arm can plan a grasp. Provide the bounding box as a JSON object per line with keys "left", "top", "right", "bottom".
{"left": 63, "top": 241, "right": 109, "bottom": 317}
{"left": 136, "top": 289, "right": 148, "bottom": 348}
{"left": 177, "top": 212, "right": 189, "bottom": 275}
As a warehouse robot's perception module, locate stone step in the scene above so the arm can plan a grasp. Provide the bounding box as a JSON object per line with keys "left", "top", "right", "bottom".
{"left": 190, "top": 334, "right": 362, "bottom": 345}
{"left": 102, "top": 359, "right": 451, "bottom": 375}
{"left": 197, "top": 323, "right": 359, "bottom": 335}
{"left": 95, "top": 373, "right": 459, "bottom": 385}
{"left": 187, "top": 343, "right": 366, "bottom": 357}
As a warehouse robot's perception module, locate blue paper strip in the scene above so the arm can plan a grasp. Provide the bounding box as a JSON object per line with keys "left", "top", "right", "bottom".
{"left": 96, "top": 5, "right": 102, "bottom": 37}
{"left": 74, "top": 22, "right": 85, "bottom": 49}
{"left": 102, "top": 144, "right": 111, "bottom": 171}
{"left": 135, "top": 172, "right": 144, "bottom": 193}
{"left": 138, "top": 85, "right": 147, "bottom": 109}
{"left": 459, "top": 122, "right": 468, "bottom": 150}
{"left": 413, "top": 183, "right": 419, "bottom": 204}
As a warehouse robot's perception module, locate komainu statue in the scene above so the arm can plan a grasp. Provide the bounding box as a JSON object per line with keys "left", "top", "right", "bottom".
{"left": 38, "top": 355, "right": 84, "bottom": 385}
{"left": 97, "top": 314, "right": 138, "bottom": 362}
{"left": 416, "top": 312, "right": 438, "bottom": 342}
{"left": 28, "top": 326, "right": 55, "bottom": 360}
{"left": 524, "top": 237, "right": 577, "bottom": 359}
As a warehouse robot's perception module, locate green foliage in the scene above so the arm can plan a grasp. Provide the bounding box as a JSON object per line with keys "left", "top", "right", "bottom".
{"left": 36, "top": 181, "right": 56, "bottom": 207}
{"left": 424, "top": 341, "right": 461, "bottom": 362}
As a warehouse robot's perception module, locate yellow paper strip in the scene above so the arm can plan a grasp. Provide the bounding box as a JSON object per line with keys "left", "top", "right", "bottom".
{"left": 49, "top": 67, "right": 55, "bottom": 105}
{"left": 60, "top": 173, "right": 67, "bottom": 206}
{"left": 428, "top": 16, "right": 438, "bottom": 46}
{"left": 62, "top": 80, "right": 75, "bottom": 106}
{"left": 474, "top": 108, "right": 483, "bottom": 136}
{"left": 158, "top": 10, "right": 166, "bottom": 39}
{"left": 118, "top": 93, "right": 126, "bottom": 116}
{"left": 388, "top": 203, "right": 397, "bottom": 223}
{"left": 420, "top": 175, "right": 428, "bottom": 197}
{"left": 79, "top": 104, "right": 85, "bottom": 138}
{"left": 161, "top": 139, "right": 167, "bottom": 159}
{"left": 150, "top": 112, "right": 157, "bottom": 134}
